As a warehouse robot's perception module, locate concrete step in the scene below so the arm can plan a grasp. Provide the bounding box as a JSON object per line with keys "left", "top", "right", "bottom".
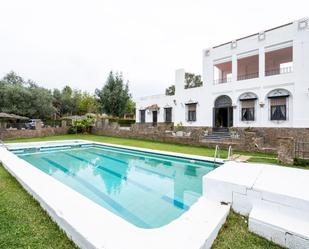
{"left": 204, "top": 132, "right": 231, "bottom": 140}
{"left": 249, "top": 202, "right": 309, "bottom": 249}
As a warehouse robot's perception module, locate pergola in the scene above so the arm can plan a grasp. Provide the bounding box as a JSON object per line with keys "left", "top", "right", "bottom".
{"left": 0, "top": 112, "right": 29, "bottom": 129}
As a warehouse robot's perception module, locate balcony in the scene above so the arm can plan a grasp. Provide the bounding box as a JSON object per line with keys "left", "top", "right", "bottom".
{"left": 265, "top": 65, "right": 293, "bottom": 76}
{"left": 213, "top": 60, "right": 232, "bottom": 84}
{"left": 237, "top": 54, "right": 259, "bottom": 81}
{"left": 237, "top": 72, "right": 259, "bottom": 81}
{"left": 214, "top": 77, "right": 232, "bottom": 84}
{"left": 265, "top": 46, "right": 293, "bottom": 77}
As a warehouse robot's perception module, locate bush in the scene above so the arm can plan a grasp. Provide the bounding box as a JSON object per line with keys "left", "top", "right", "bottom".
{"left": 175, "top": 122, "right": 184, "bottom": 132}
{"left": 108, "top": 118, "right": 135, "bottom": 126}
{"left": 70, "top": 114, "right": 96, "bottom": 134}
{"left": 293, "top": 158, "right": 309, "bottom": 167}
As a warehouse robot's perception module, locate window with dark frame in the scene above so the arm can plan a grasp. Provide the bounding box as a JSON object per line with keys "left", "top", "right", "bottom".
{"left": 186, "top": 103, "right": 197, "bottom": 122}
{"left": 164, "top": 107, "right": 172, "bottom": 123}
{"left": 270, "top": 97, "right": 287, "bottom": 121}
{"left": 241, "top": 100, "right": 255, "bottom": 121}
{"left": 140, "top": 110, "right": 146, "bottom": 123}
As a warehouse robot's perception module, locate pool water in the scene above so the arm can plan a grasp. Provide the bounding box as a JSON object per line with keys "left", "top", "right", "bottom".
{"left": 14, "top": 144, "right": 216, "bottom": 228}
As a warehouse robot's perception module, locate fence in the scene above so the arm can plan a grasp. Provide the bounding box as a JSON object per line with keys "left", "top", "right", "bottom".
{"left": 294, "top": 141, "right": 309, "bottom": 159}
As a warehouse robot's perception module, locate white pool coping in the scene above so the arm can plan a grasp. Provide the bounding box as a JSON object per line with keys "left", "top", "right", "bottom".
{"left": 204, "top": 161, "right": 309, "bottom": 248}
{"left": 0, "top": 140, "right": 229, "bottom": 249}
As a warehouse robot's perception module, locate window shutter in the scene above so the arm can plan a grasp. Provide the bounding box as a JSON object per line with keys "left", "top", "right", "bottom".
{"left": 270, "top": 97, "right": 286, "bottom": 106}
{"left": 241, "top": 100, "right": 255, "bottom": 108}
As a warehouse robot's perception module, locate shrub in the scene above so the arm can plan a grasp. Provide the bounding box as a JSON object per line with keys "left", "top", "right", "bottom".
{"left": 70, "top": 114, "right": 96, "bottom": 134}
{"left": 175, "top": 122, "right": 184, "bottom": 132}
{"left": 293, "top": 158, "right": 309, "bottom": 167}
{"left": 108, "top": 118, "right": 135, "bottom": 126}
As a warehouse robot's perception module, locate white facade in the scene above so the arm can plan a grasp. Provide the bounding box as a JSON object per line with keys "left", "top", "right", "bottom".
{"left": 136, "top": 18, "right": 309, "bottom": 129}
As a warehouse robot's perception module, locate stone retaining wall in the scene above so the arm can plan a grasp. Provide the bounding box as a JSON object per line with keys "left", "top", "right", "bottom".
{"left": 0, "top": 127, "right": 69, "bottom": 140}
{"left": 233, "top": 127, "right": 309, "bottom": 147}
{"left": 92, "top": 126, "right": 242, "bottom": 152}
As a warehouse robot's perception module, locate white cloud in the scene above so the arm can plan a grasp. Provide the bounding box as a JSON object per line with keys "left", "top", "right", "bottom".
{"left": 0, "top": 0, "right": 308, "bottom": 97}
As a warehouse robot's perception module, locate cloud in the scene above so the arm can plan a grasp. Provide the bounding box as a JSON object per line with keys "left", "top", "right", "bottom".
{"left": 0, "top": 0, "right": 308, "bottom": 98}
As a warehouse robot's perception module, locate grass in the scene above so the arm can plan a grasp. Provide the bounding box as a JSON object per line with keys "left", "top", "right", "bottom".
{"left": 212, "top": 210, "right": 282, "bottom": 249}
{"left": 0, "top": 164, "right": 78, "bottom": 249}
{"left": 1, "top": 134, "right": 284, "bottom": 248}
{"left": 5, "top": 134, "right": 278, "bottom": 165}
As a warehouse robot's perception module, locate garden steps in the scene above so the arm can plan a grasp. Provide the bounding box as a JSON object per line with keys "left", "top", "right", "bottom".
{"left": 249, "top": 201, "right": 309, "bottom": 249}
{"left": 204, "top": 162, "right": 309, "bottom": 248}
{"left": 204, "top": 132, "right": 231, "bottom": 140}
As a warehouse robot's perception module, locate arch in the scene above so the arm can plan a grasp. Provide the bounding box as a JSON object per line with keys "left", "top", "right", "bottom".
{"left": 266, "top": 88, "right": 291, "bottom": 121}
{"left": 214, "top": 95, "right": 232, "bottom": 108}
{"left": 213, "top": 95, "right": 233, "bottom": 130}
{"left": 267, "top": 88, "right": 290, "bottom": 98}
{"left": 239, "top": 92, "right": 258, "bottom": 122}
{"left": 239, "top": 92, "right": 258, "bottom": 101}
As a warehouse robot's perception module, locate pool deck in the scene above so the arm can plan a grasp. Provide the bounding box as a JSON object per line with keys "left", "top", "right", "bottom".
{"left": 0, "top": 140, "right": 229, "bottom": 249}
{"left": 204, "top": 161, "right": 309, "bottom": 249}
{"left": 1, "top": 140, "right": 309, "bottom": 249}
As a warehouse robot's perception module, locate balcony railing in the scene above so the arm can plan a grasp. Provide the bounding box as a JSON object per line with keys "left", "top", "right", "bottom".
{"left": 213, "top": 77, "right": 232, "bottom": 84}
{"left": 237, "top": 72, "right": 259, "bottom": 81}
{"left": 265, "top": 66, "right": 293, "bottom": 76}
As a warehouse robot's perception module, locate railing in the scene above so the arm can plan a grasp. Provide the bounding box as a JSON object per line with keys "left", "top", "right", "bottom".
{"left": 265, "top": 66, "right": 293, "bottom": 76}
{"left": 0, "top": 139, "right": 8, "bottom": 150}
{"left": 213, "top": 145, "right": 220, "bottom": 166}
{"left": 213, "top": 77, "right": 232, "bottom": 84}
{"left": 237, "top": 72, "right": 259, "bottom": 81}
{"left": 227, "top": 145, "right": 233, "bottom": 160}
{"left": 295, "top": 141, "right": 309, "bottom": 159}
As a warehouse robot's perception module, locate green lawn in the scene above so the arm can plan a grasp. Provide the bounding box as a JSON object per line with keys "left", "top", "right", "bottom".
{"left": 0, "top": 164, "right": 78, "bottom": 249}
{"left": 1, "top": 134, "right": 284, "bottom": 249}
{"left": 212, "top": 210, "right": 282, "bottom": 249}
{"left": 5, "top": 134, "right": 278, "bottom": 164}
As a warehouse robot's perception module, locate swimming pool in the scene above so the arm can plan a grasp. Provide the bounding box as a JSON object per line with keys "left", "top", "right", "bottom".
{"left": 13, "top": 143, "right": 217, "bottom": 229}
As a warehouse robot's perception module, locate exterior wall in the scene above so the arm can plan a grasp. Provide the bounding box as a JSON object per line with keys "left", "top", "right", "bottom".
{"left": 0, "top": 127, "right": 69, "bottom": 140}
{"left": 136, "top": 18, "right": 309, "bottom": 129}
{"left": 136, "top": 94, "right": 175, "bottom": 124}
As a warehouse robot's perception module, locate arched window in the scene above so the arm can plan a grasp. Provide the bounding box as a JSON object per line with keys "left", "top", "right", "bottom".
{"left": 239, "top": 92, "right": 257, "bottom": 121}
{"left": 267, "top": 89, "right": 290, "bottom": 121}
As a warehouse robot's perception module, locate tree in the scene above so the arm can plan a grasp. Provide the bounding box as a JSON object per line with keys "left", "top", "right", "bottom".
{"left": 0, "top": 71, "right": 101, "bottom": 119}
{"left": 0, "top": 72, "right": 55, "bottom": 119}
{"left": 60, "top": 85, "right": 74, "bottom": 115}
{"left": 184, "top": 73, "right": 203, "bottom": 89}
{"left": 95, "top": 71, "right": 131, "bottom": 117}
{"left": 28, "top": 84, "right": 55, "bottom": 119}
{"left": 165, "top": 85, "right": 175, "bottom": 95}
{"left": 2, "top": 71, "right": 25, "bottom": 85}
{"left": 124, "top": 99, "right": 136, "bottom": 116}
{"left": 77, "top": 92, "right": 99, "bottom": 114}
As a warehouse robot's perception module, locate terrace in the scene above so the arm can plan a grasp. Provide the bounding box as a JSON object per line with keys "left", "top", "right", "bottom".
{"left": 213, "top": 60, "right": 232, "bottom": 84}
{"left": 265, "top": 46, "right": 293, "bottom": 76}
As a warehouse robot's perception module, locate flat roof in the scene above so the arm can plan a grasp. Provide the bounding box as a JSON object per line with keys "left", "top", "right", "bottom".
{"left": 212, "top": 22, "right": 293, "bottom": 49}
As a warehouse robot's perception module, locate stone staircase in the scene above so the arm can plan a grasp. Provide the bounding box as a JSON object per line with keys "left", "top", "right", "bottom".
{"left": 204, "top": 132, "right": 231, "bottom": 141}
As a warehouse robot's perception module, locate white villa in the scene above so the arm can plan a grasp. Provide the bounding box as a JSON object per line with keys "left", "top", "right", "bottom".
{"left": 136, "top": 18, "right": 309, "bottom": 131}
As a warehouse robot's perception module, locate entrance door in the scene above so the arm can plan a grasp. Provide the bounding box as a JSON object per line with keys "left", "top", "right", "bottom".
{"left": 152, "top": 111, "right": 158, "bottom": 126}
{"left": 213, "top": 96, "right": 233, "bottom": 131}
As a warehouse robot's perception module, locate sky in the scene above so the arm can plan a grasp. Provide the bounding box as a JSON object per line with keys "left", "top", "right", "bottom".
{"left": 0, "top": 0, "right": 308, "bottom": 99}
